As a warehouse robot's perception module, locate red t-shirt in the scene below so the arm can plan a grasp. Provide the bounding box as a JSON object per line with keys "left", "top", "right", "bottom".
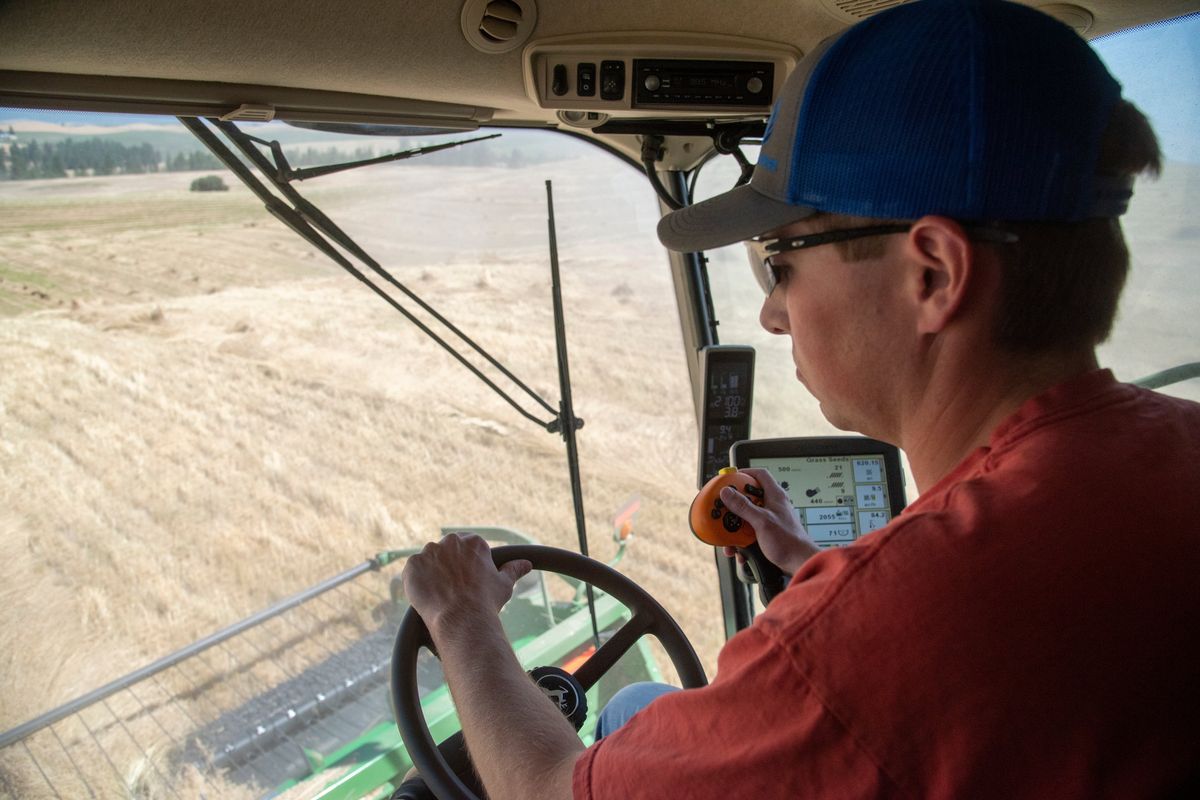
{"left": 574, "top": 370, "right": 1200, "bottom": 798}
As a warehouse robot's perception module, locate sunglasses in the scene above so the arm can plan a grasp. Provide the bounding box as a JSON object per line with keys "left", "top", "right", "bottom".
{"left": 744, "top": 223, "right": 1019, "bottom": 295}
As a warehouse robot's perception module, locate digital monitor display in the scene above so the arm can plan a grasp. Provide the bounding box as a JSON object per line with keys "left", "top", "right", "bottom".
{"left": 706, "top": 362, "right": 750, "bottom": 421}
{"left": 747, "top": 454, "right": 894, "bottom": 548}
{"left": 698, "top": 347, "right": 755, "bottom": 487}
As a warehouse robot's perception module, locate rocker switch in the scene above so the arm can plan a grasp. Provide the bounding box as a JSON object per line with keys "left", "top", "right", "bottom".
{"left": 600, "top": 60, "right": 625, "bottom": 101}
{"left": 552, "top": 64, "right": 568, "bottom": 96}
{"left": 577, "top": 62, "right": 596, "bottom": 97}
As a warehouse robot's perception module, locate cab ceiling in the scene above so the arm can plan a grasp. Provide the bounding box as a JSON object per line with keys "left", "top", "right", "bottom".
{"left": 0, "top": 0, "right": 1197, "bottom": 126}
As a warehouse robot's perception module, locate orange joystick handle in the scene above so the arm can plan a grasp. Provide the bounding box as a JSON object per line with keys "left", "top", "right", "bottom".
{"left": 690, "top": 468, "right": 787, "bottom": 605}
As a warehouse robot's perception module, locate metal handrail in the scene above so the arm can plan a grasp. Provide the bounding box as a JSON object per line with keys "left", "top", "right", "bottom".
{"left": 1132, "top": 362, "right": 1200, "bottom": 390}
{"left": 0, "top": 551, "right": 407, "bottom": 749}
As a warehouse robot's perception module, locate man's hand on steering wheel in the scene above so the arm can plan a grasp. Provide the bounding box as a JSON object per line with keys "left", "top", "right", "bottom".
{"left": 392, "top": 542, "right": 707, "bottom": 800}
{"left": 400, "top": 532, "right": 533, "bottom": 634}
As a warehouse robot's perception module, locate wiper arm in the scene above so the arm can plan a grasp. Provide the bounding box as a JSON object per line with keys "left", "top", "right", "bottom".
{"left": 242, "top": 132, "right": 502, "bottom": 182}
{"left": 182, "top": 116, "right": 602, "bottom": 645}
{"left": 179, "top": 116, "right": 560, "bottom": 430}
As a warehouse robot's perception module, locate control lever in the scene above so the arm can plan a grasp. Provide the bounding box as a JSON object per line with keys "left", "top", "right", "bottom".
{"left": 689, "top": 468, "right": 788, "bottom": 605}
{"left": 733, "top": 542, "right": 787, "bottom": 603}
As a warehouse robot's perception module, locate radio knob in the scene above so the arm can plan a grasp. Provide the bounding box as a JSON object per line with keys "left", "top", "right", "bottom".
{"left": 644, "top": 74, "right": 662, "bottom": 92}
{"left": 746, "top": 76, "right": 764, "bottom": 94}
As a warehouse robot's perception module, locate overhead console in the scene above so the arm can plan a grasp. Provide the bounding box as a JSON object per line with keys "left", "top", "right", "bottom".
{"left": 522, "top": 33, "right": 799, "bottom": 122}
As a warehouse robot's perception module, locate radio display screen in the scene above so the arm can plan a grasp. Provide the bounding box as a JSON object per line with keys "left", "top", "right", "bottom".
{"left": 681, "top": 74, "right": 736, "bottom": 92}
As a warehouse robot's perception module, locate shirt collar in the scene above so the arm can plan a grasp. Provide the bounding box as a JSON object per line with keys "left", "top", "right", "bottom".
{"left": 988, "top": 368, "right": 1123, "bottom": 448}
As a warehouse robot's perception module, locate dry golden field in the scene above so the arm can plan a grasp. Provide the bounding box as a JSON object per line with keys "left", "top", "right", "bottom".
{"left": 0, "top": 148, "right": 840, "bottom": 797}
{"left": 0, "top": 158, "right": 720, "bottom": 700}
{"left": 2, "top": 141, "right": 1196, "bottom": 798}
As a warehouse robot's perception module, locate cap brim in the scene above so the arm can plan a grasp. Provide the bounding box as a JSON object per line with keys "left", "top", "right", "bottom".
{"left": 657, "top": 182, "right": 817, "bottom": 252}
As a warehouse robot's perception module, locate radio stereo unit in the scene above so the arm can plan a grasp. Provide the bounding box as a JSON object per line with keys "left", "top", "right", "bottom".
{"left": 633, "top": 59, "right": 774, "bottom": 107}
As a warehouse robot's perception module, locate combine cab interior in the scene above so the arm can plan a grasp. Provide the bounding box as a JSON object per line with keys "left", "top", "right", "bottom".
{"left": 1, "top": 1, "right": 1197, "bottom": 798}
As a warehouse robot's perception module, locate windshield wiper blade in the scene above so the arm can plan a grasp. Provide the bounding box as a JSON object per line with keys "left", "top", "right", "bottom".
{"left": 179, "top": 116, "right": 560, "bottom": 430}
{"left": 244, "top": 132, "right": 502, "bottom": 182}
{"left": 182, "top": 116, "right": 602, "bottom": 640}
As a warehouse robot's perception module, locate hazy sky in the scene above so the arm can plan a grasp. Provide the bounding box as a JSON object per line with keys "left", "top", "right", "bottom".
{"left": 1094, "top": 13, "right": 1200, "bottom": 163}
{"left": 2, "top": 13, "right": 1197, "bottom": 163}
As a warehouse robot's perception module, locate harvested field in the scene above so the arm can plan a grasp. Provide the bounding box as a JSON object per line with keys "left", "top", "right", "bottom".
{"left": 1, "top": 141, "right": 1197, "bottom": 797}
{"left": 0, "top": 148, "right": 844, "bottom": 798}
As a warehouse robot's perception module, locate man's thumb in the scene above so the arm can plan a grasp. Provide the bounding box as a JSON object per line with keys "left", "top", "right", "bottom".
{"left": 500, "top": 559, "right": 533, "bottom": 584}
{"left": 720, "top": 486, "right": 755, "bottom": 516}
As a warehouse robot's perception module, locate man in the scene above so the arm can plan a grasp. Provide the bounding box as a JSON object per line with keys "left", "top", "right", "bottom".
{"left": 401, "top": 1, "right": 1200, "bottom": 797}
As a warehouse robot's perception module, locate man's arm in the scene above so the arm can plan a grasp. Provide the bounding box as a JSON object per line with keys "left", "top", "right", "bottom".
{"left": 402, "top": 533, "right": 583, "bottom": 800}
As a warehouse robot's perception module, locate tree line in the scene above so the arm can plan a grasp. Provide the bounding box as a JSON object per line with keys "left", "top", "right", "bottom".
{"left": 0, "top": 134, "right": 539, "bottom": 181}
{"left": 0, "top": 137, "right": 223, "bottom": 180}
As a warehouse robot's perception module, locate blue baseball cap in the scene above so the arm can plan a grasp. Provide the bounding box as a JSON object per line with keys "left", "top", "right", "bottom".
{"left": 658, "top": 0, "right": 1133, "bottom": 253}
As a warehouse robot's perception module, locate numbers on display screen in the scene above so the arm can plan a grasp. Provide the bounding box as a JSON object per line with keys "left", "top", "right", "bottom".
{"left": 707, "top": 363, "right": 750, "bottom": 421}
{"left": 752, "top": 454, "right": 893, "bottom": 548}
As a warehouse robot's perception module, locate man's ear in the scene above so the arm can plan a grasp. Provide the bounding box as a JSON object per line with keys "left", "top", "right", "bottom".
{"left": 902, "top": 216, "right": 975, "bottom": 335}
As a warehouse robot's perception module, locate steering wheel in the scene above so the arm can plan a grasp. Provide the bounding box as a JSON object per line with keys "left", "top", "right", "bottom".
{"left": 391, "top": 544, "right": 708, "bottom": 800}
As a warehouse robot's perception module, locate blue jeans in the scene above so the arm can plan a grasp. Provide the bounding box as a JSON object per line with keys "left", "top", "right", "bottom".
{"left": 594, "top": 682, "right": 680, "bottom": 739}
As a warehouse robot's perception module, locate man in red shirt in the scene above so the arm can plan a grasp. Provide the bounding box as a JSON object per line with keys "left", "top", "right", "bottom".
{"left": 400, "top": 0, "right": 1200, "bottom": 797}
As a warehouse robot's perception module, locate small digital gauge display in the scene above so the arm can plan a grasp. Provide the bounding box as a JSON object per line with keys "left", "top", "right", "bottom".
{"left": 697, "top": 347, "right": 755, "bottom": 487}
{"left": 706, "top": 362, "right": 750, "bottom": 421}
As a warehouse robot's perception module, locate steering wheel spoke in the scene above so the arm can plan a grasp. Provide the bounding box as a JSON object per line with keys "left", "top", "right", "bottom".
{"left": 572, "top": 608, "right": 655, "bottom": 691}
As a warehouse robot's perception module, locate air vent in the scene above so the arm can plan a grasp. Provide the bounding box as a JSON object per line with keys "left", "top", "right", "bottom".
{"left": 818, "top": 0, "right": 909, "bottom": 23}
{"left": 461, "top": 0, "right": 538, "bottom": 54}
{"left": 1037, "top": 4, "right": 1094, "bottom": 34}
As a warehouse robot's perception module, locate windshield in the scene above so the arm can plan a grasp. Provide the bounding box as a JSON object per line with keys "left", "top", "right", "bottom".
{"left": 702, "top": 13, "right": 1200, "bottom": 454}
{"left": 0, "top": 117, "right": 722, "bottom": 797}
